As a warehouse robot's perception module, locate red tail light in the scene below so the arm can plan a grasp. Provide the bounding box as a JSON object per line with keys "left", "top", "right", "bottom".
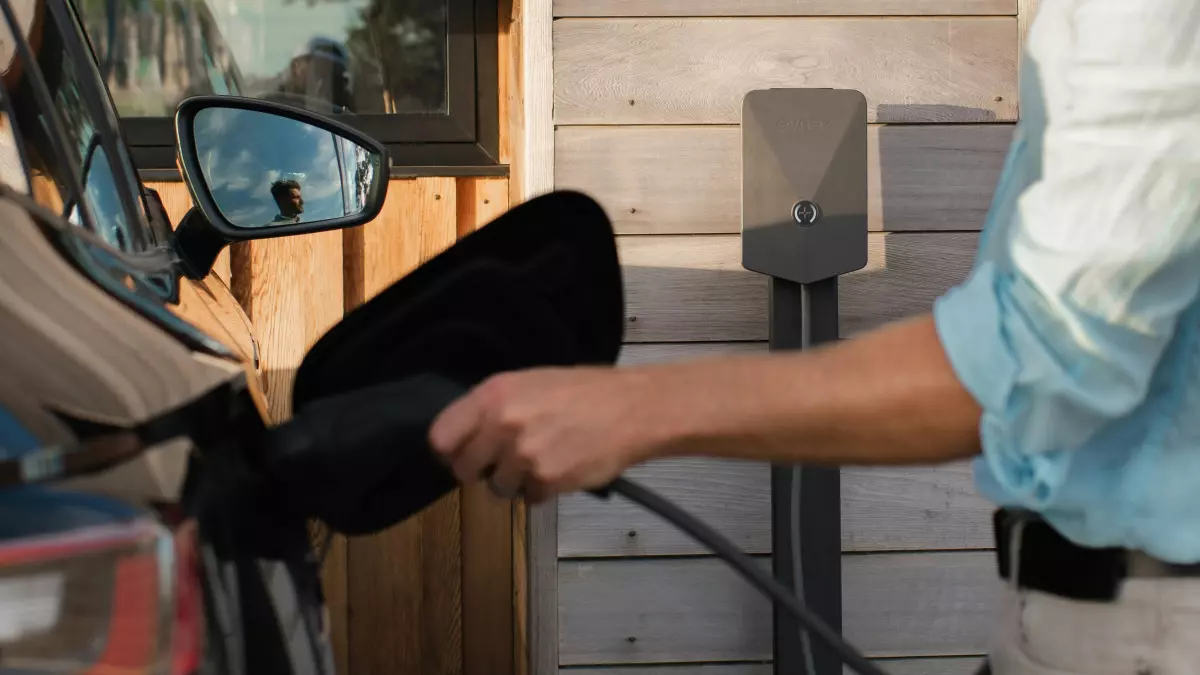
{"left": 0, "top": 506, "right": 204, "bottom": 675}
{"left": 169, "top": 521, "right": 203, "bottom": 675}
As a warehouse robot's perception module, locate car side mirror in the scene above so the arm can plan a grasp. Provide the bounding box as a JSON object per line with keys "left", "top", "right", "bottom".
{"left": 171, "top": 96, "right": 388, "bottom": 279}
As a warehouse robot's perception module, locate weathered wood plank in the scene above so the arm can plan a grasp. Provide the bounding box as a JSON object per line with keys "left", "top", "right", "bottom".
{"left": 561, "top": 657, "right": 986, "bottom": 675}
{"left": 510, "top": 2, "right": 560, "bottom": 673}
{"left": 618, "top": 342, "right": 768, "bottom": 367}
{"left": 559, "top": 553, "right": 1000, "bottom": 664}
{"left": 620, "top": 233, "right": 977, "bottom": 343}
{"left": 347, "top": 178, "right": 463, "bottom": 675}
{"left": 554, "top": 18, "right": 1017, "bottom": 125}
{"left": 559, "top": 459, "right": 991, "bottom": 556}
{"left": 605, "top": 343, "right": 992, "bottom": 555}
{"left": 556, "top": 125, "right": 1012, "bottom": 234}
{"left": 528, "top": 501, "right": 559, "bottom": 675}
{"left": 555, "top": 0, "right": 1015, "bottom": 17}
{"left": 1017, "top": 0, "right": 1040, "bottom": 117}
{"left": 1018, "top": 0, "right": 1040, "bottom": 52}
{"left": 514, "top": 0, "right": 555, "bottom": 202}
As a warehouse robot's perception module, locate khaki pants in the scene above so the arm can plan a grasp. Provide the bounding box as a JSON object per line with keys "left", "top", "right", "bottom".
{"left": 984, "top": 524, "right": 1200, "bottom": 675}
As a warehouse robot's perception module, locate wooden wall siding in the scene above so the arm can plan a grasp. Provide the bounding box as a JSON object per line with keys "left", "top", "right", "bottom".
{"left": 554, "top": 0, "right": 1016, "bottom": 16}
{"left": 544, "top": 0, "right": 1045, "bottom": 671}
{"left": 457, "top": 178, "right": 519, "bottom": 675}
{"left": 152, "top": 183, "right": 231, "bottom": 285}
{"left": 558, "top": 553, "right": 1000, "bottom": 664}
{"left": 344, "top": 177, "right": 463, "bottom": 675}
{"left": 561, "top": 658, "right": 986, "bottom": 675}
{"left": 553, "top": 19, "right": 1018, "bottom": 126}
{"left": 619, "top": 233, "right": 978, "bottom": 343}
{"left": 1018, "top": 0, "right": 1040, "bottom": 52}
{"left": 556, "top": 125, "right": 1012, "bottom": 235}
{"left": 509, "top": 1, "right": 561, "bottom": 674}
{"left": 147, "top": 176, "right": 516, "bottom": 675}
{"left": 558, "top": 460, "right": 991, "bottom": 557}
{"left": 607, "top": 343, "right": 994, "bottom": 555}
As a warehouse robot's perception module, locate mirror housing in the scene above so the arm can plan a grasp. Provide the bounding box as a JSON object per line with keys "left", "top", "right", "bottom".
{"left": 172, "top": 96, "right": 388, "bottom": 277}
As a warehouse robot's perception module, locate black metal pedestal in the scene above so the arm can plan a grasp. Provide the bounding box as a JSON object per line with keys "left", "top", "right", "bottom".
{"left": 769, "top": 276, "right": 842, "bottom": 675}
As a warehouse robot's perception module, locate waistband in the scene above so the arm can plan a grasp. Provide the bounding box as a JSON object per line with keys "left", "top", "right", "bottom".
{"left": 994, "top": 509, "right": 1200, "bottom": 602}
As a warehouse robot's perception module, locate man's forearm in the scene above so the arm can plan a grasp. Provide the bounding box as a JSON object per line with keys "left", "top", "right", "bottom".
{"left": 640, "top": 314, "right": 983, "bottom": 466}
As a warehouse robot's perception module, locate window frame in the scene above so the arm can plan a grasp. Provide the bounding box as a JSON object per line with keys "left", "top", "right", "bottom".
{"left": 121, "top": 0, "right": 501, "bottom": 175}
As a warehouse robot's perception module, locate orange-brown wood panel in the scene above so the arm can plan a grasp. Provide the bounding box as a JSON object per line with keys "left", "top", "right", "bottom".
{"left": 228, "top": 223, "right": 348, "bottom": 673}
{"left": 498, "top": 0, "right": 516, "bottom": 166}
{"left": 146, "top": 181, "right": 231, "bottom": 285}
{"left": 232, "top": 230, "right": 344, "bottom": 421}
{"left": 512, "top": 497, "right": 528, "bottom": 675}
{"left": 152, "top": 173, "right": 518, "bottom": 675}
{"left": 345, "top": 177, "right": 464, "bottom": 675}
{"left": 455, "top": 177, "right": 516, "bottom": 675}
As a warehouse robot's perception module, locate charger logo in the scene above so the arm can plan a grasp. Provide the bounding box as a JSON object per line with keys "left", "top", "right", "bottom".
{"left": 792, "top": 200, "right": 821, "bottom": 225}
{"left": 776, "top": 119, "right": 831, "bottom": 133}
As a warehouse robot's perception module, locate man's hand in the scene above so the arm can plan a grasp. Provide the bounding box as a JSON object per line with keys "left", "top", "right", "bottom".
{"left": 428, "top": 315, "right": 983, "bottom": 503}
{"left": 428, "top": 367, "right": 671, "bottom": 503}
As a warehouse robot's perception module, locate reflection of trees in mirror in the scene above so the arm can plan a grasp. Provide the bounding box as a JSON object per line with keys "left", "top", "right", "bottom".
{"left": 193, "top": 107, "right": 371, "bottom": 228}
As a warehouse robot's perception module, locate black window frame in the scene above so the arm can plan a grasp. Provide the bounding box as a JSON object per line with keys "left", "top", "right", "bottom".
{"left": 123, "top": 0, "right": 502, "bottom": 177}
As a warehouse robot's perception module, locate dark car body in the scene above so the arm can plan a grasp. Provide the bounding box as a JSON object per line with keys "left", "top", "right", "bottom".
{"left": 0, "top": 0, "right": 353, "bottom": 672}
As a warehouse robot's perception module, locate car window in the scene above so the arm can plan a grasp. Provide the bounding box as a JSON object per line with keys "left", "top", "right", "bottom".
{"left": 1, "top": 0, "right": 150, "bottom": 253}
{"left": 79, "top": 0, "right": 242, "bottom": 117}
{"left": 0, "top": 109, "right": 29, "bottom": 195}
{"left": 0, "top": 0, "right": 32, "bottom": 195}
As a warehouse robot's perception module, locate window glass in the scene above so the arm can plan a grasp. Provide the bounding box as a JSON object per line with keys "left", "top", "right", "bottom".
{"left": 1, "top": 0, "right": 147, "bottom": 252}
{"left": 80, "top": 0, "right": 448, "bottom": 117}
{"left": 0, "top": 1, "right": 32, "bottom": 194}
{"left": 0, "top": 110, "right": 30, "bottom": 195}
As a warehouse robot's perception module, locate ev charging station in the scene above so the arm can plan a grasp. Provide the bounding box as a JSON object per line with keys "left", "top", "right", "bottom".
{"left": 740, "top": 88, "right": 869, "bottom": 675}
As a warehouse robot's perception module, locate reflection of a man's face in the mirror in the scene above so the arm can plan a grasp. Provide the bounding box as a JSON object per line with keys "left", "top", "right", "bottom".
{"left": 270, "top": 179, "right": 304, "bottom": 223}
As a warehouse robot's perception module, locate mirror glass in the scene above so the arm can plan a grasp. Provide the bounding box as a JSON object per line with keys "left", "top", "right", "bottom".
{"left": 192, "top": 106, "right": 381, "bottom": 229}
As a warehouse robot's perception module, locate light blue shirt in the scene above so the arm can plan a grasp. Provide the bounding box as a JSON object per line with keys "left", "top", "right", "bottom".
{"left": 932, "top": 0, "right": 1200, "bottom": 564}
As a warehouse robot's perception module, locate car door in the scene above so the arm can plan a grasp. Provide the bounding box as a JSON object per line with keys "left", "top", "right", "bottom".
{"left": 54, "top": 0, "right": 268, "bottom": 398}
{"left": 0, "top": 0, "right": 271, "bottom": 496}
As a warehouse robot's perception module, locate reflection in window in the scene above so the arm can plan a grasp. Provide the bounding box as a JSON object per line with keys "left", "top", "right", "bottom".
{"left": 79, "top": 0, "right": 448, "bottom": 117}
{"left": 2, "top": 0, "right": 143, "bottom": 252}
{"left": 69, "top": 144, "right": 133, "bottom": 252}
{"left": 0, "top": 111, "right": 30, "bottom": 195}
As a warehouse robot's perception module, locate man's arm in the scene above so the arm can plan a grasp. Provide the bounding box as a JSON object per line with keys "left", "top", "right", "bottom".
{"left": 642, "top": 314, "right": 982, "bottom": 466}
{"left": 430, "top": 312, "right": 984, "bottom": 500}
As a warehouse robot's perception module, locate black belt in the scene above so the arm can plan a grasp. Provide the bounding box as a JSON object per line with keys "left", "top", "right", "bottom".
{"left": 993, "top": 508, "right": 1200, "bottom": 602}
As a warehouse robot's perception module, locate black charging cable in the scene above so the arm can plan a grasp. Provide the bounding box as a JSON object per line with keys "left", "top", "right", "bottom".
{"left": 595, "top": 477, "right": 891, "bottom": 675}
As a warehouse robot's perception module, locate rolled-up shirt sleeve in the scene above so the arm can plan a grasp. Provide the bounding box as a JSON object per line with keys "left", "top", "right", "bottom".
{"left": 933, "top": 0, "right": 1200, "bottom": 508}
